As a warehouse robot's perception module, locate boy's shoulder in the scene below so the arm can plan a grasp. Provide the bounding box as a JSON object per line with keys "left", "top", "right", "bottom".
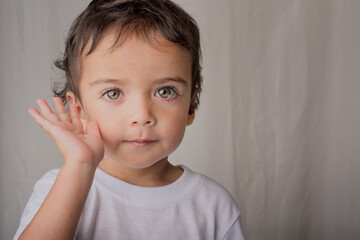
{"left": 182, "top": 165, "right": 240, "bottom": 213}
{"left": 193, "top": 167, "right": 237, "bottom": 199}
{"left": 13, "top": 169, "right": 61, "bottom": 239}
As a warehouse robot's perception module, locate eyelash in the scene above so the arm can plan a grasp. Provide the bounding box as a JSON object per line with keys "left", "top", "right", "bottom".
{"left": 101, "top": 88, "right": 123, "bottom": 102}
{"left": 156, "top": 85, "right": 179, "bottom": 100}
{"left": 100, "top": 85, "right": 180, "bottom": 103}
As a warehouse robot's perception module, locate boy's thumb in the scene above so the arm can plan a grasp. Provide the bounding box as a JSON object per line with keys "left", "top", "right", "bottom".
{"left": 86, "top": 121, "right": 100, "bottom": 137}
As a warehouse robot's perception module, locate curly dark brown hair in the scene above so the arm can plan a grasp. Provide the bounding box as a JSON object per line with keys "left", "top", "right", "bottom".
{"left": 53, "top": 0, "right": 202, "bottom": 110}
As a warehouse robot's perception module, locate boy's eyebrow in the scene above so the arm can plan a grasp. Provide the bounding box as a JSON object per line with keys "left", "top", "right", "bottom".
{"left": 89, "top": 77, "right": 188, "bottom": 88}
{"left": 154, "top": 77, "right": 188, "bottom": 88}
{"left": 89, "top": 78, "right": 127, "bottom": 86}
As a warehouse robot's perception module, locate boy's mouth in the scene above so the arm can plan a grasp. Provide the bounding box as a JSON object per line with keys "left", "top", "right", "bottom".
{"left": 123, "top": 139, "right": 157, "bottom": 148}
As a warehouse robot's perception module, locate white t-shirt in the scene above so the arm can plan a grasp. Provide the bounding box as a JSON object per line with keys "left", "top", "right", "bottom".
{"left": 14, "top": 165, "right": 244, "bottom": 240}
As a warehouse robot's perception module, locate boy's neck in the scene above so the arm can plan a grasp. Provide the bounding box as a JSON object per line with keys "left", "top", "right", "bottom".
{"left": 98, "top": 157, "right": 183, "bottom": 187}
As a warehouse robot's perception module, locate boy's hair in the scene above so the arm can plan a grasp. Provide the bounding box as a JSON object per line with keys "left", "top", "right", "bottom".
{"left": 53, "top": 0, "right": 202, "bottom": 110}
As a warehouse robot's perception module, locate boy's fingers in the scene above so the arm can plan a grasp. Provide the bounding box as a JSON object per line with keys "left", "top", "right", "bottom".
{"left": 53, "top": 97, "right": 70, "bottom": 122}
{"left": 86, "top": 122, "right": 100, "bottom": 137}
{"left": 69, "top": 103, "right": 83, "bottom": 132}
{"left": 36, "top": 98, "right": 59, "bottom": 122}
{"left": 28, "top": 108, "right": 56, "bottom": 135}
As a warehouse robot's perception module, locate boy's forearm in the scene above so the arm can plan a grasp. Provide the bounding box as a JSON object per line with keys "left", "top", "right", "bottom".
{"left": 19, "top": 162, "right": 97, "bottom": 240}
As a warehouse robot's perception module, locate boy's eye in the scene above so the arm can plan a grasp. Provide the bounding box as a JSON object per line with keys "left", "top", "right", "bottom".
{"left": 156, "top": 87, "right": 176, "bottom": 99}
{"left": 105, "top": 89, "right": 121, "bottom": 100}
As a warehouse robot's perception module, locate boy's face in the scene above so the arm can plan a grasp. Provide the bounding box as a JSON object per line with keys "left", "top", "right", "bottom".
{"left": 68, "top": 30, "right": 194, "bottom": 169}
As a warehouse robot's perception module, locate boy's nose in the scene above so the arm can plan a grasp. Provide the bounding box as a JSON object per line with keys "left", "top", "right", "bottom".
{"left": 129, "top": 99, "right": 156, "bottom": 127}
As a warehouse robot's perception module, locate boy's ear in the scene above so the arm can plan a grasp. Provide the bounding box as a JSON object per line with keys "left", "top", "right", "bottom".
{"left": 66, "top": 91, "right": 87, "bottom": 123}
{"left": 186, "top": 107, "right": 195, "bottom": 126}
{"left": 186, "top": 88, "right": 199, "bottom": 126}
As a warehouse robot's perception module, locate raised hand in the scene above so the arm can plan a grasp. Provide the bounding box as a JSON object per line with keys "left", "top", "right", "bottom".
{"left": 28, "top": 97, "right": 104, "bottom": 168}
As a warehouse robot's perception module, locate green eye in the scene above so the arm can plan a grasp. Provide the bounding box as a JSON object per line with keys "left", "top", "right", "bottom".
{"left": 156, "top": 87, "right": 176, "bottom": 98}
{"left": 105, "top": 89, "right": 121, "bottom": 100}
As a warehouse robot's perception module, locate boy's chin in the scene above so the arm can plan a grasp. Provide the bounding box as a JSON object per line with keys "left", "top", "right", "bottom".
{"left": 103, "top": 153, "right": 168, "bottom": 170}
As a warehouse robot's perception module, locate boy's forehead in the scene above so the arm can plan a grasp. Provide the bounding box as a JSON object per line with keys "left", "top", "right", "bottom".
{"left": 79, "top": 28, "right": 192, "bottom": 86}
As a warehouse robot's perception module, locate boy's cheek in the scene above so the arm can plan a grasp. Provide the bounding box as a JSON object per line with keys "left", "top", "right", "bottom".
{"left": 98, "top": 124, "right": 126, "bottom": 148}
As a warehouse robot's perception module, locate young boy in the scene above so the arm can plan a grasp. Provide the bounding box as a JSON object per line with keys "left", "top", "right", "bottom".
{"left": 14, "top": 0, "right": 244, "bottom": 239}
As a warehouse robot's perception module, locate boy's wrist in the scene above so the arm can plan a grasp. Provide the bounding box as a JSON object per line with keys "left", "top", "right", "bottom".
{"left": 62, "top": 160, "right": 98, "bottom": 177}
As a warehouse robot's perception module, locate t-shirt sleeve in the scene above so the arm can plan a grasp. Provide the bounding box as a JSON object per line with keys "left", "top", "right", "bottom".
{"left": 222, "top": 215, "right": 245, "bottom": 240}
{"left": 13, "top": 169, "right": 59, "bottom": 240}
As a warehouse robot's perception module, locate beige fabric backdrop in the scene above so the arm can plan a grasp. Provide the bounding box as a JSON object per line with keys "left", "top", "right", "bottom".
{"left": 1, "top": 0, "right": 359, "bottom": 239}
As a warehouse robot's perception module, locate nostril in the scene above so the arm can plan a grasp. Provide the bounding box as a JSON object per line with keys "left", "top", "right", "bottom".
{"left": 132, "top": 121, "right": 138, "bottom": 125}
{"left": 130, "top": 118, "right": 155, "bottom": 127}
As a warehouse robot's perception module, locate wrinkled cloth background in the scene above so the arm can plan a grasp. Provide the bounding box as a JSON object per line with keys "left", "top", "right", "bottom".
{"left": 1, "top": 0, "right": 360, "bottom": 239}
